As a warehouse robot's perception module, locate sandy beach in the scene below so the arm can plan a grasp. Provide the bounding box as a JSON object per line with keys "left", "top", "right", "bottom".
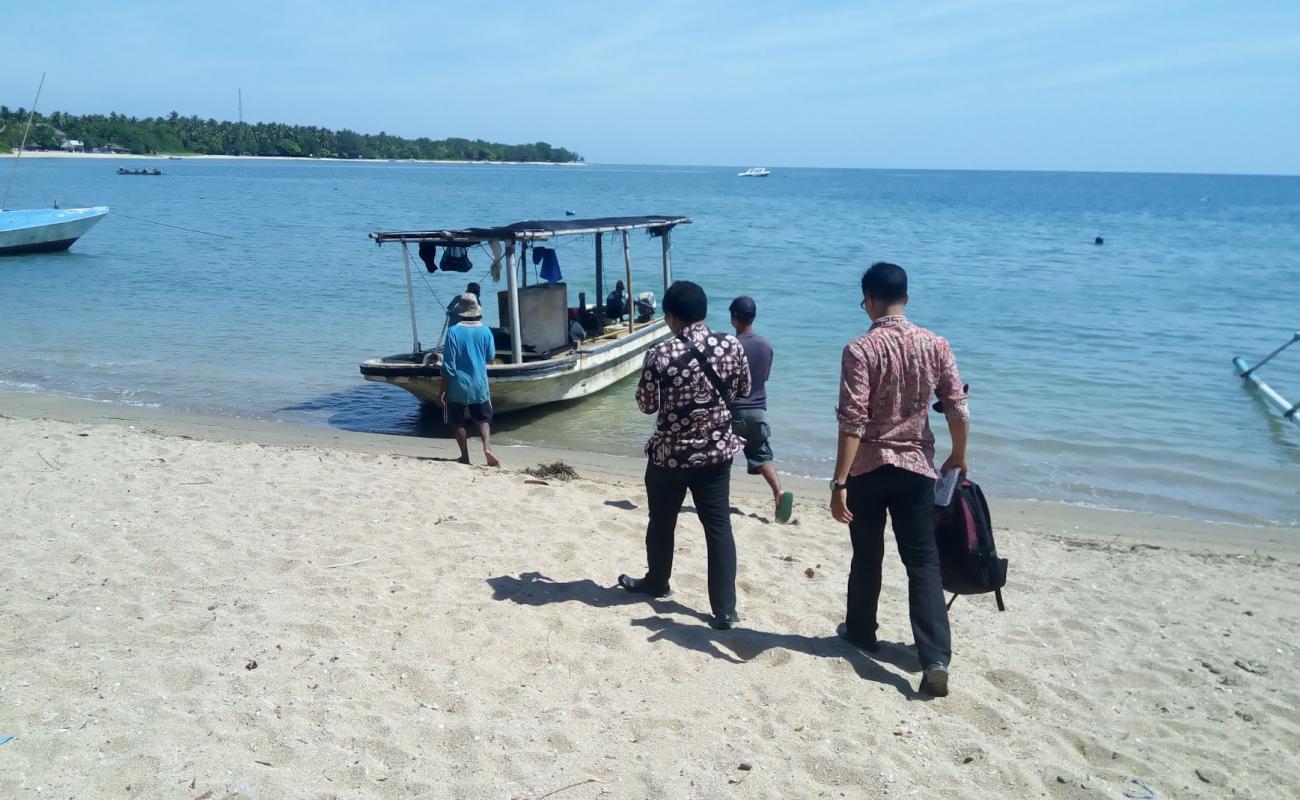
{"left": 0, "top": 395, "right": 1296, "bottom": 798}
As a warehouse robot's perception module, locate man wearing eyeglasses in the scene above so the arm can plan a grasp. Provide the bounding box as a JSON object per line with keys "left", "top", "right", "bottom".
{"left": 830, "top": 262, "right": 970, "bottom": 698}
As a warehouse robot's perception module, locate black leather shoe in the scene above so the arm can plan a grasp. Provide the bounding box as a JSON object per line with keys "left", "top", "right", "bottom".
{"left": 837, "top": 623, "right": 879, "bottom": 653}
{"left": 919, "top": 663, "right": 949, "bottom": 697}
{"left": 617, "top": 574, "right": 672, "bottom": 598}
{"left": 709, "top": 613, "right": 740, "bottom": 631}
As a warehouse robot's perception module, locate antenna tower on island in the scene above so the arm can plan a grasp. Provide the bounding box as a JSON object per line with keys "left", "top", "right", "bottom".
{"left": 238, "top": 88, "right": 243, "bottom": 124}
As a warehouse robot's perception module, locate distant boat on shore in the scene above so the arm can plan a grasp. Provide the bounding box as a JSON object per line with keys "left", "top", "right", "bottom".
{"left": 738, "top": 167, "right": 770, "bottom": 177}
{"left": 0, "top": 207, "right": 110, "bottom": 255}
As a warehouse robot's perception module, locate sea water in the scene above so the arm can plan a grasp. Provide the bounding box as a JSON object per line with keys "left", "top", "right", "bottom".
{"left": 1, "top": 157, "right": 1297, "bottom": 525}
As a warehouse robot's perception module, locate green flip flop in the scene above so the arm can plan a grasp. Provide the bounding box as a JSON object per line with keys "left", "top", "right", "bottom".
{"left": 775, "top": 491, "right": 794, "bottom": 524}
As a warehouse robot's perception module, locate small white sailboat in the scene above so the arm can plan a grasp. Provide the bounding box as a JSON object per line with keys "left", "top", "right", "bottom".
{"left": 361, "top": 215, "right": 690, "bottom": 414}
{"left": 0, "top": 207, "right": 110, "bottom": 255}
{"left": 1234, "top": 333, "right": 1300, "bottom": 428}
{"left": 737, "top": 167, "right": 770, "bottom": 177}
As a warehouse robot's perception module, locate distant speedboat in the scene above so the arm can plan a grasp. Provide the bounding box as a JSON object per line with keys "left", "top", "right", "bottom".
{"left": 738, "top": 167, "right": 770, "bottom": 177}
{"left": 0, "top": 207, "right": 110, "bottom": 255}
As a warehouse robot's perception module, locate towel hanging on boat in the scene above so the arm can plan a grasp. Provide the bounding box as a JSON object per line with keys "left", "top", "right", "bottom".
{"left": 489, "top": 241, "right": 504, "bottom": 282}
{"left": 418, "top": 242, "right": 438, "bottom": 273}
{"left": 531, "top": 246, "right": 563, "bottom": 285}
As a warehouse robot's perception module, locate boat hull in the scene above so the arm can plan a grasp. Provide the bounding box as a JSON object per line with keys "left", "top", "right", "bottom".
{"left": 362, "top": 319, "right": 670, "bottom": 413}
{"left": 0, "top": 207, "right": 109, "bottom": 255}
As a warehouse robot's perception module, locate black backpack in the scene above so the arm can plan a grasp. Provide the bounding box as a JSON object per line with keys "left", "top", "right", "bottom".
{"left": 934, "top": 479, "right": 1008, "bottom": 611}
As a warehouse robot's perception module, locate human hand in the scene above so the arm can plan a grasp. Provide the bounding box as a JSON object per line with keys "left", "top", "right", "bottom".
{"left": 941, "top": 453, "right": 968, "bottom": 476}
{"left": 830, "top": 488, "right": 853, "bottom": 524}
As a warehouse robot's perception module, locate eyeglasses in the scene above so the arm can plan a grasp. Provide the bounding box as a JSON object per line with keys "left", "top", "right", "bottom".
{"left": 860, "top": 298, "right": 868, "bottom": 310}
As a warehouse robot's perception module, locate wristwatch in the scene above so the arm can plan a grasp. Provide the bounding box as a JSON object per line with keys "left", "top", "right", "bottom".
{"left": 830, "top": 478, "right": 848, "bottom": 492}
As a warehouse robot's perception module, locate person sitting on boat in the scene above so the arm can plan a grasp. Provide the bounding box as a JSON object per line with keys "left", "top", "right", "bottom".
{"left": 447, "top": 282, "right": 482, "bottom": 325}
{"left": 617, "top": 280, "right": 751, "bottom": 631}
{"left": 605, "top": 280, "right": 627, "bottom": 321}
{"left": 440, "top": 293, "right": 499, "bottom": 467}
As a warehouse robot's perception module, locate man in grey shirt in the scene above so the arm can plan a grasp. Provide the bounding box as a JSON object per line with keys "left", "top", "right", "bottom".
{"left": 729, "top": 296, "right": 794, "bottom": 523}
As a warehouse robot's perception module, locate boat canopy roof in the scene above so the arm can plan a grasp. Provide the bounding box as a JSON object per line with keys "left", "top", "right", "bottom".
{"left": 370, "top": 214, "right": 691, "bottom": 245}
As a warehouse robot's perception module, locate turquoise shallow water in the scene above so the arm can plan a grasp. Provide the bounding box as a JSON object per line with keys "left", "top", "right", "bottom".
{"left": 1, "top": 157, "right": 1297, "bottom": 525}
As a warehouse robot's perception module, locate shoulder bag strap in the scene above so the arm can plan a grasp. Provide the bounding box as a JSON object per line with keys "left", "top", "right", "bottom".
{"left": 677, "top": 333, "right": 729, "bottom": 400}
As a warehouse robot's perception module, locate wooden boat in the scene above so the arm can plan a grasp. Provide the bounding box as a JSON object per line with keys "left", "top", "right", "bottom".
{"left": 360, "top": 215, "right": 690, "bottom": 413}
{"left": 1234, "top": 333, "right": 1300, "bottom": 428}
{"left": 0, "top": 207, "right": 110, "bottom": 255}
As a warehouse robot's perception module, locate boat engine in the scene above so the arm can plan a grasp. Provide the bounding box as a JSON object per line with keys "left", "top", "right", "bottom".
{"left": 635, "top": 291, "right": 657, "bottom": 323}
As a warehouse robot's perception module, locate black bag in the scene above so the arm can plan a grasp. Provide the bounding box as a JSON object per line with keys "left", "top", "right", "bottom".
{"left": 934, "top": 479, "right": 1007, "bottom": 611}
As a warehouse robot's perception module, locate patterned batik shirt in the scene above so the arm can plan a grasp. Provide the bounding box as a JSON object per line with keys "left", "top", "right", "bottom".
{"left": 637, "top": 322, "right": 752, "bottom": 469}
{"left": 836, "top": 315, "right": 970, "bottom": 479}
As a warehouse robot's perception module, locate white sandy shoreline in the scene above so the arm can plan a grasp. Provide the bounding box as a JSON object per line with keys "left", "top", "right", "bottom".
{"left": 1, "top": 390, "right": 1294, "bottom": 558}
{"left": 1, "top": 392, "right": 1298, "bottom": 798}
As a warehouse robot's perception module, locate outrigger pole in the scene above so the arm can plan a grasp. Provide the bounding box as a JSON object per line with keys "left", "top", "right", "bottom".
{"left": 1233, "top": 332, "right": 1300, "bottom": 426}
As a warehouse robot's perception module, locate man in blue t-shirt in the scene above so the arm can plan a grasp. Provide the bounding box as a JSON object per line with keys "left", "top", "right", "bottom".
{"left": 729, "top": 296, "right": 794, "bottom": 523}
{"left": 440, "top": 293, "right": 499, "bottom": 466}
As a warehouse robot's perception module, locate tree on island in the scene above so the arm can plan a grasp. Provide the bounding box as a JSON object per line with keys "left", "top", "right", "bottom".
{"left": 0, "top": 106, "right": 582, "bottom": 163}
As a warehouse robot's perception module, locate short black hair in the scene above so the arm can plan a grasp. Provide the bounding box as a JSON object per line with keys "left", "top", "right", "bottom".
{"left": 729, "top": 295, "right": 757, "bottom": 325}
{"left": 861, "top": 262, "right": 908, "bottom": 303}
{"left": 662, "top": 280, "right": 708, "bottom": 323}
{"left": 467, "top": 282, "right": 481, "bottom": 296}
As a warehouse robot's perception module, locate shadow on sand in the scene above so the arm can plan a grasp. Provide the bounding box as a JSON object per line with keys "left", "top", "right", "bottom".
{"left": 486, "top": 571, "right": 924, "bottom": 698}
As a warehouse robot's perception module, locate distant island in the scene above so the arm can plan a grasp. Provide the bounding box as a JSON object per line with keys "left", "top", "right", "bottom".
{"left": 0, "top": 106, "right": 582, "bottom": 163}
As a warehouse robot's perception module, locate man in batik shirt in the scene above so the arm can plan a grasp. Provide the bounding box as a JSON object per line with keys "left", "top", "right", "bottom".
{"left": 618, "top": 281, "right": 751, "bottom": 630}
{"left": 831, "top": 262, "right": 970, "bottom": 697}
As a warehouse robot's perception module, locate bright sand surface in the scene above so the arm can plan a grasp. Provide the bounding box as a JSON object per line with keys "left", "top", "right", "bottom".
{"left": 2, "top": 395, "right": 1298, "bottom": 799}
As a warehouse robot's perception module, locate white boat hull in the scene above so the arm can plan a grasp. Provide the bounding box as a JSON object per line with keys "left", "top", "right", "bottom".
{"left": 362, "top": 320, "right": 670, "bottom": 413}
{"left": 0, "top": 207, "right": 109, "bottom": 255}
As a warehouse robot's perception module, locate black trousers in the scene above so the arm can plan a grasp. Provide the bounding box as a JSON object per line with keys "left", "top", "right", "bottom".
{"left": 643, "top": 459, "right": 737, "bottom": 618}
{"left": 845, "top": 465, "right": 952, "bottom": 667}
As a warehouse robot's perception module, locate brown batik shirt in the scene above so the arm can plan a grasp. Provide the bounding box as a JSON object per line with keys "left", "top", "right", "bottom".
{"left": 636, "top": 322, "right": 751, "bottom": 469}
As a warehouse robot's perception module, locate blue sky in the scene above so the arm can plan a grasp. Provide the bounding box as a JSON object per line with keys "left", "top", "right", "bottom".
{"left": 3, "top": 1, "right": 1299, "bottom": 173}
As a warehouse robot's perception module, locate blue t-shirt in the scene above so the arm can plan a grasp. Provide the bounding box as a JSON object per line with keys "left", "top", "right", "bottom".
{"left": 443, "top": 323, "right": 495, "bottom": 404}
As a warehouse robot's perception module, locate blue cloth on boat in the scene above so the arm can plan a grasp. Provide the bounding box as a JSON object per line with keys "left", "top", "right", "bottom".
{"left": 532, "top": 246, "right": 563, "bottom": 285}
{"left": 443, "top": 323, "right": 495, "bottom": 405}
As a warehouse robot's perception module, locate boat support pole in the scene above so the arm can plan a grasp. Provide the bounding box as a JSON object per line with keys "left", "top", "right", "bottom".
{"left": 506, "top": 243, "right": 523, "bottom": 364}
{"left": 623, "top": 230, "right": 634, "bottom": 335}
{"left": 595, "top": 234, "right": 604, "bottom": 328}
{"left": 661, "top": 228, "right": 672, "bottom": 293}
{"left": 400, "top": 241, "right": 421, "bottom": 354}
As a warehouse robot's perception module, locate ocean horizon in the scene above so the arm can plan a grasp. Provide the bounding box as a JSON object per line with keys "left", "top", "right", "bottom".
{"left": 2, "top": 156, "right": 1297, "bottom": 526}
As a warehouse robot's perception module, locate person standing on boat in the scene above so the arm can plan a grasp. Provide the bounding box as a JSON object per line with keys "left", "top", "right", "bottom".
{"left": 830, "top": 262, "right": 969, "bottom": 698}
{"left": 447, "top": 282, "right": 481, "bottom": 325}
{"left": 728, "top": 296, "right": 795, "bottom": 524}
{"left": 440, "top": 293, "right": 500, "bottom": 467}
{"left": 617, "top": 281, "right": 750, "bottom": 630}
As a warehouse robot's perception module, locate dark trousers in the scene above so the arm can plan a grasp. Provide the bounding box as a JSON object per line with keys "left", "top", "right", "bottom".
{"left": 643, "top": 459, "right": 737, "bottom": 618}
{"left": 845, "top": 465, "right": 952, "bottom": 667}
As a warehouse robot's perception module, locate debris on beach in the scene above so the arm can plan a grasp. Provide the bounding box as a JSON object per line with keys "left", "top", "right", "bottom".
{"left": 525, "top": 461, "right": 579, "bottom": 481}
{"left": 804, "top": 567, "right": 816, "bottom": 579}
{"left": 1234, "top": 659, "right": 1268, "bottom": 675}
{"left": 245, "top": 659, "right": 258, "bottom": 670}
